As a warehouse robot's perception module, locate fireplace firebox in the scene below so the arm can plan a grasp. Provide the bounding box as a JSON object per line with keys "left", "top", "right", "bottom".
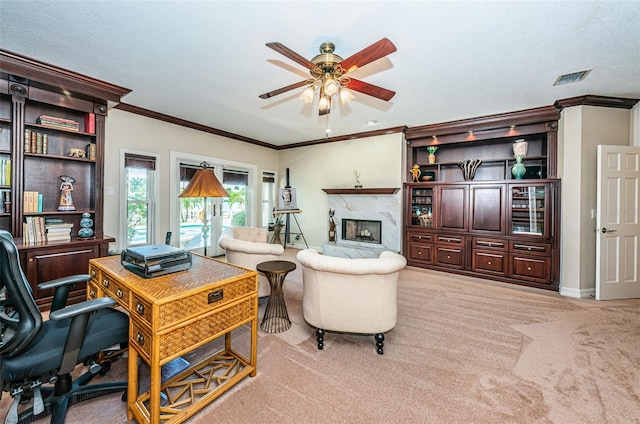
{"left": 342, "top": 219, "right": 382, "bottom": 244}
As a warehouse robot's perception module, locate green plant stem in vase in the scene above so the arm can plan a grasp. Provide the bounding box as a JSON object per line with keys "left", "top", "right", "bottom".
{"left": 427, "top": 146, "right": 438, "bottom": 164}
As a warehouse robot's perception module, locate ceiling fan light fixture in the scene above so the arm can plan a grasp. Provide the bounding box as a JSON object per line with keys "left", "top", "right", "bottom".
{"left": 318, "top": 95, "right": 331, "bottom": 114}
{"left": 323, "top": 76, "right": 340, "bottom": 97}
{"left": 340, "top": 87, "right": 355, "bottom": 104}
{"left": 300, "top": 85, "right": 315, "bottom": 103}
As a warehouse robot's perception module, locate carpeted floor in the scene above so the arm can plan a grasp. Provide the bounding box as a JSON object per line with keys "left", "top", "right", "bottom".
{"left": 3, "top": 248, "right": 640, "bottom": 423}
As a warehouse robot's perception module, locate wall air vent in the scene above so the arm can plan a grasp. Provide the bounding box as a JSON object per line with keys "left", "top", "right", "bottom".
{"left": 553, "top": 69, "right": 592, "bottom": 86}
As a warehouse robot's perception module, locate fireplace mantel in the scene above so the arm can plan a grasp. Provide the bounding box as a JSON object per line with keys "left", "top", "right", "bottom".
{"left": 322, "top": 188, "right": 400, "bottom": 195}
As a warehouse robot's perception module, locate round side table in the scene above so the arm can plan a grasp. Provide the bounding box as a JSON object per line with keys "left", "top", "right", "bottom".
{"left": 257, "top": 260, "right": 296, "bottom": 333}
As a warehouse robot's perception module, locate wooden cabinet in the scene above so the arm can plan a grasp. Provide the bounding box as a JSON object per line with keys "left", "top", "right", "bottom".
{"left": 404, "top": 106, "right": 560, "bottom": 290}
{"left": 0, "top": 50, "right": 130, "bottom": 309}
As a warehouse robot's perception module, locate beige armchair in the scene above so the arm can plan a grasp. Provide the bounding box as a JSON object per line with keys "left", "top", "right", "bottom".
{"left": 296, "top": 249, "right": 407, "bottom": 354}
{"left": 218, "top": 226, "right": 284, "bottom": 297}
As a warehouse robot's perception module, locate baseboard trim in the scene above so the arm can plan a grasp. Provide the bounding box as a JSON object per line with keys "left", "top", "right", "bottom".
{"left": 560, "top": 286, "right": 595, "bottom": 298}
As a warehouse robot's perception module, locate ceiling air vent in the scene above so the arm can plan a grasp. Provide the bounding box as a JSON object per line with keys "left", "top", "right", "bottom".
{"left": 553, "top": 69, "right": 591, "bottom": 86}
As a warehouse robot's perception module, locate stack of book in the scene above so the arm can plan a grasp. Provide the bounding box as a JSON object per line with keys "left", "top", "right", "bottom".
{"left": 24, "top": 129, "right": 49, "bottom": 154}
{"left": 23, "top": 216, "right": 45, "bottom": 245}
{"left": 45, "top": 219, "right": 73, "bottom": 243}
{"left": 23, "top": 191, "right": 43, "bottom": 213}
{"left": 0, "top": 158, "right": 10, "bottom": 185}
{"left": 36, "top": 115, "right": 80, "bottom": 132}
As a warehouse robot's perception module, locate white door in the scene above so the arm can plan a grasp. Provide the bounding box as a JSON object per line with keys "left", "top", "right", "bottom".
{"left": 595, "top": 145, "right": 640, "bottom": 300}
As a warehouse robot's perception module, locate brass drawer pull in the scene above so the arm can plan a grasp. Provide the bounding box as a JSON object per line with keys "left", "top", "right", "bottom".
{"left": 102, "top": 278, "right": 109, "bottom": 288}
{"left": 116, "top": 288, "right": 123, "bottom": 298}
{"left": 89, "top": 289, "right": 96, "bottom": 298}
{"left": 487, "top": 261, "right": 492, "bottom": 265}
{"left": 135, "top": 302, "right": 145, "bottom": 315}
{"left": 527, "top": 266, "right": 532, "bottom": 271}
{"left": 136, "top": 332, "right": 144, "bottom": 346}
{"left": 513, "top": 244, "right": 545, "bottom": 252}
{"left": 91, "top": 270, "right": 96, "bottom": 278}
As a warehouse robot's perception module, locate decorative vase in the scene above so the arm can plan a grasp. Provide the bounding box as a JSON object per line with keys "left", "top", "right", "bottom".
{"left": 513, "top": 139, "right": 528, "bottom": 157}
{"left": 78, "top": 212, "right": 94, "bottom": 238}
{"left": 512, "top": 155, "right": 526, "bottom": 180}
{"left": 427, "top": 146, "right": 438, "bottom": 164}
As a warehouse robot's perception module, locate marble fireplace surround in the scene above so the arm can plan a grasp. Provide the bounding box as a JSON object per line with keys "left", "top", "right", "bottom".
{"left": 322, "top": 188, "right": 402, "bottom": 258}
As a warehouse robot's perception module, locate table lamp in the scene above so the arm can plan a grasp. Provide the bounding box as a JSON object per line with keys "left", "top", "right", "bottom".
{"left": 179, "top": 162, "right": 229, "bottom": 256}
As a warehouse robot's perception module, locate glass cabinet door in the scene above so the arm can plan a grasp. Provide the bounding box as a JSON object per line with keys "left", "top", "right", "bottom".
{"left": 411, "top": 187, "right": 434, "bottom": 228}
{"left": 510, "top": 184, "right": 547, "bottom": 236}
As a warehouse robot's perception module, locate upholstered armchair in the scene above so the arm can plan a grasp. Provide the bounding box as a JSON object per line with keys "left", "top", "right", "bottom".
{"left": 218, "top": 226, "right": 284, "bottom": 297}
{"left": 296, "top": 249, "right": 407, "bottom": 354}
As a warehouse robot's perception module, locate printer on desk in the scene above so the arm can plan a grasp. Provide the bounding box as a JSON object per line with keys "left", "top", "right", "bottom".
{"left": 121, "top": 244, "right": 192, "bottom": 278}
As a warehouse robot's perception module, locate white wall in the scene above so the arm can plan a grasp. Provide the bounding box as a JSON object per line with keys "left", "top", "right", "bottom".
{"left": 276, "top": 133, "right": 405, "bottom": 250}
{"left": 559, "top": 106, "right": 632, "bottom": 297}
{"left": 103, "top": 109, "right": 279, "bottom": 250}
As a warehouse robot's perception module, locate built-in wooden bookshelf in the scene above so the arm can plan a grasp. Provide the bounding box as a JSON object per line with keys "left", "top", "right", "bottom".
{"left": 0, "top": 49, "right": 130, "bottom": 309}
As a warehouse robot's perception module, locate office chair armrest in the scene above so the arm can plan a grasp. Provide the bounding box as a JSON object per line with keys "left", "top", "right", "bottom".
{"left": 38, "top": 274, "right": 92, "bottom": 313}
{"left": 49, "top": 297, "right": 119, "bottom": 375}
{"left": 48, "top": 297, "right": 117, "bottom": 321}
{"left": 37, "top": 274, "right": 92, "bottom": 291}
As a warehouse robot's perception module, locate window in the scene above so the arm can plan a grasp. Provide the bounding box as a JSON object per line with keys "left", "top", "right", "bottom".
{"left": 124, "top": 153, "right": 156, "bottom": 246}
{"left": 262, "top": 171, "right": 276, "bottom": 227}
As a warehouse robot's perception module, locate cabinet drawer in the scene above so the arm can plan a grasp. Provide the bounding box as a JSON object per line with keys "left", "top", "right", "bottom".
{"left": 472, "top": 237, "right": 506, "bottom": 251}
{"left": 435, "top": 247, "right": 464, "bottom": 269}
{"left": 408, "top": 243, "right": 433, "bottom": 263}
{"left": 153, "top": 275, "right": 257, "bottom": 330}
{"left": 408, "top": 232, "right": 432, "bottom": 243}
{"left": 98, "top": 274, "right": 130, "bottom": 308}
{"left": 472, "top": 251, "right": 506, "bottom": 275}
{"left": 131, "top": 294, "right": 153, "bottom": 327}
{"left": 86, "top": 281, "right": 101, "bottom": 300}
{"left": 509, "top": 241, "right": 550, "bottom": 257}
{"left": 435, "top": 234, "right": 465, "bottom": 245}
{"left": 130, "top": 319, "right": 153, "bottom": 362}
{"left": 510, "top": 255, "right": 551, "bottom": 283}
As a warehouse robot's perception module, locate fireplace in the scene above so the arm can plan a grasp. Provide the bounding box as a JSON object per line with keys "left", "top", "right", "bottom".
{"left": 342, "top": 219, "right": 382, "bottom": 245}
{"left": 322, "top": 188, "right": 402, "bottom": 258}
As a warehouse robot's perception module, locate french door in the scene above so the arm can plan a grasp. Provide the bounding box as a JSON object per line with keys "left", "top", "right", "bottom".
{"left": 178, "top": 161, "right": 250, "bottom": 257}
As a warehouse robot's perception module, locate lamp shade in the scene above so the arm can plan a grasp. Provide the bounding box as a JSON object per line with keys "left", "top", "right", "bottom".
{"left": 179, "top": 166, "right": 229, "bottom": 198}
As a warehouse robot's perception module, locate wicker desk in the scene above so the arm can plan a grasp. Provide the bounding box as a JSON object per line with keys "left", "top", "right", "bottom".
{"left": 88, "top": 254, "right": 258, "bottom": 424}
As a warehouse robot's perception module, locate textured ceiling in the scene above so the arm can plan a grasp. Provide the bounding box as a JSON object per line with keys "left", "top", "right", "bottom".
{"left": 1, "top": 1, "right": 639, "bottom": 146}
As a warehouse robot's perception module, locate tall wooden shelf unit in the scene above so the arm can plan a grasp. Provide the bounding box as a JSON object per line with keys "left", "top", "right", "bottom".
{"left": 0, "top": 50, "right": 130, "bottom": 309}
{"left": 404, "top": 106, "right": 561, "bottom": 290}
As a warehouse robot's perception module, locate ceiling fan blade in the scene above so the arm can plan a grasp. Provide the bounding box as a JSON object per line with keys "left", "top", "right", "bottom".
{"left": 346, "top": 78, "right": 396, "bottom": 101}
{"left": 259, "top": 80, "right": 309, "bottom": 99}
{"left": 266, "top": 42, "right": 318, "bottom": 70}
{"left": 340, "top": 38, "right": 397, "bottom": 73}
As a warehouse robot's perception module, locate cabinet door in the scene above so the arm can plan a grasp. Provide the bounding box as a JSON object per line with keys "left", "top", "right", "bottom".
{"left": 23, "top": 244, "right": 100, "bottom": 308}
{"left": 409, "top": 186, "right": 434, "bottom": 228}
{"left": 509, "top": 183, "right": 549, "bottom": 237}
{"left": 469, "top": 184, "right": 505, "bottom": 234}
{"left": 437, "top": 185, "right": 467, "bottom": 231}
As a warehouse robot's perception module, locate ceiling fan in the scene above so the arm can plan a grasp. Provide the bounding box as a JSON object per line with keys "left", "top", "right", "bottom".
{"left": 259, "top": 38, "right": 397, "bottom": 116}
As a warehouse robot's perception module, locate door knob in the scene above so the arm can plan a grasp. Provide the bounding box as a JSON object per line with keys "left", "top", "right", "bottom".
{"left": 601, "top": 227, "right": 617, "bottom": 233}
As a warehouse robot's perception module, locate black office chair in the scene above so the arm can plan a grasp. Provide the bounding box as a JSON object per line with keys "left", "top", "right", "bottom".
{"left": 0, "top": 230, "right": 129, "bottom": 424}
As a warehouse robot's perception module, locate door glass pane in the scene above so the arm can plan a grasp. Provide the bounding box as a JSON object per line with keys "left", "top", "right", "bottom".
{"left": 511, "top": 185, "right": 545, "bottom": 235}
{"left": 223, "top": 169, "right": 248, "bottom": 227}
{"left": 126, "top": 167, "right": 152, "bottom": 246}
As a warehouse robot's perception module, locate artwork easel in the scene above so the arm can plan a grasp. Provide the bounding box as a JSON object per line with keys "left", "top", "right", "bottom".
{"left": 271, "top": 209, "right": 308, "bottom": 248}
{"left": 270, "top": 168, "right": 308, "bottom": 248}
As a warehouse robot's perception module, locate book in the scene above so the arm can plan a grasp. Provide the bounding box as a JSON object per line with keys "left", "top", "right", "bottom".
{"left": 86, "top": 143, "right": 96, "bottom": 160}
{"left": 85, "top": 113, "right": 95, "bottom": 134}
